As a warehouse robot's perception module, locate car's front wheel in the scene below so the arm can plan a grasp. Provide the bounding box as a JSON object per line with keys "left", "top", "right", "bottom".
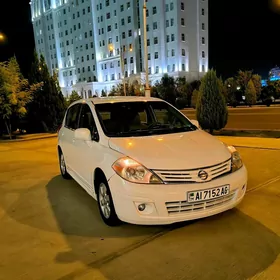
{"left": 59, "top": 150, "right": 71, "bottom": 179}
{"left": 97, "top": 180, "right": 120, "bottom": 226}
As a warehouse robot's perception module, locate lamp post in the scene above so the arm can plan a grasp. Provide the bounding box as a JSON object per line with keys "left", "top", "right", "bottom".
{"left": 143, "top": 0, "right": 150, "bottom": 97}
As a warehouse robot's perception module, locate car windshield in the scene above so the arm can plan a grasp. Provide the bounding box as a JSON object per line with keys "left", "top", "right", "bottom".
{"left": 94, "top": 101, "right": 197, "bottom": 137}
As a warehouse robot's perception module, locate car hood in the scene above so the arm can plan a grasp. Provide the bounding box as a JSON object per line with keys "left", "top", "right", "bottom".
{"left": 108, "top": 130, "right": 231, "bottom": 170}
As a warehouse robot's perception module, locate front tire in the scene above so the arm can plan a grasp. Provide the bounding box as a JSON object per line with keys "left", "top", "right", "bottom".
{"left": 59, "top": 150, "right": 71, "bottom": 179}
{"left": 97, "top": 180, "right": 120, "bottom": 226}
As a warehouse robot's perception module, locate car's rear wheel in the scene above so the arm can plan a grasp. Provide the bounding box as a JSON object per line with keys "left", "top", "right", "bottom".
{"left": 97, "top": 180, "right": 120, "bottom": 226}
{"left": 59, "top": 150, "right": 71, "bottom": 179}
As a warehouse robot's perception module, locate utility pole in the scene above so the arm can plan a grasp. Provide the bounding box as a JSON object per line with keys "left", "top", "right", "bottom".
{"left": 143, "top": 0, "right": 150, "bottom": 97}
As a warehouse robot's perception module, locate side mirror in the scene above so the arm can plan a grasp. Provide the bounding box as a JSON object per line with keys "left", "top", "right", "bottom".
{"left": 74, "top": 128, "right": 91, "bottom": 141}
{"left": 190, "top": 119, "right": 200, "bottom": 128}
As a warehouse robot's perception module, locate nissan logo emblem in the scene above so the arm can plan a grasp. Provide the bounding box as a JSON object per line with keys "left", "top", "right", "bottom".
{"left": 198, "top": 170, "right": 208, "bottom": 181}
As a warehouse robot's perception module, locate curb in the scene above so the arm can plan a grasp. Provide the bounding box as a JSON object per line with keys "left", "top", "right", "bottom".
{"left": 0, "top": 134, "right": 57, "bottom": 143}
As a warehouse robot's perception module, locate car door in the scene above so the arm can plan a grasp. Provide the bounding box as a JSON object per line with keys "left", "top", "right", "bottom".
{"left": 73, "top": 103, "right": 101, "bottom": 195}
{"left": 61, "top": 103, "right": 82, "bottom": 174}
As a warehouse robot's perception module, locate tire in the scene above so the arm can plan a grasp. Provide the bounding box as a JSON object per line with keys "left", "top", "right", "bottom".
{"left": 59, "top": 150, "right": 71, "bottom": 179}
{"left": 97, "top": 180, "right": 120, "bottom": 226}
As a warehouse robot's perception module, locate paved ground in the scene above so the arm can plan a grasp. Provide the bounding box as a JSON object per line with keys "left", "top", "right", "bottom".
{"left": 0, "top": 137, "right": 280, "bottom": 280}
{"left": 182, "top": 107, "right": 280, "bottom": 130}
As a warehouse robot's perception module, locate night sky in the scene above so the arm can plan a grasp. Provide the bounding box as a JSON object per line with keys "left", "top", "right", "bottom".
{"left": 1, "top": 0, "right": 280, "bottom": 79}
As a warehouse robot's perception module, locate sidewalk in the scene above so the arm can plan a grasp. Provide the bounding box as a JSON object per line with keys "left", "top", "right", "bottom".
{"left": 217, "top": 136, "right": 280, "bottom": 150}
{"left": 0, "top": 133, "right": 57, "bottom": 142}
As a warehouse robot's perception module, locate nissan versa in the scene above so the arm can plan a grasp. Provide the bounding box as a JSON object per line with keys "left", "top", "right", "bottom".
{"left": 57, "top": 97, "right": 247, "bottom": 226}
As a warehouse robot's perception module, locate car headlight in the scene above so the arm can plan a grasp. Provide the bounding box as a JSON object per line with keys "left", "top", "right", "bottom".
{"left": 227, "top": 145, "right": 243, "bottom": 172}
{"left": 112, "top": 157, "right": 163, "bottom": 184}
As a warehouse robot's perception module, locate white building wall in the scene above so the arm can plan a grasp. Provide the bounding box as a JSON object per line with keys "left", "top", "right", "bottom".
{"left": 30, "top": 0, "right": 209, "bottom": 97}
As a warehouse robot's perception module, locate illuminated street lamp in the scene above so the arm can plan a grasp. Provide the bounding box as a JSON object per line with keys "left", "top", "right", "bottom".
{"left": 0, "top": 32, "right": 7, "bottom": 43}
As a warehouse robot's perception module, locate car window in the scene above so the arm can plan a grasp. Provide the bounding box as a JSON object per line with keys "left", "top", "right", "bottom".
{"left": 65, "top": 104, "right": 81, "bottom": 130}
{"left": 95, "top": 101, "right": 195, "bottom": 137}
{"left": 79, "top": 104, "right": 97, "bottom": 133}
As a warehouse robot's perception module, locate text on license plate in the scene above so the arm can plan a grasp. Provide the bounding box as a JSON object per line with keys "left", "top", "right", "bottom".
{"left": 187, "top": 185, "right": 230, "bottom": 202}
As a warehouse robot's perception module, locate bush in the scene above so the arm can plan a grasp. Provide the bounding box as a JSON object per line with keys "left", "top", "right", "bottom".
{"left": 245, "top": 79, "right": 257, "bottom": 107}
{"left": 191, "top": 89, "right": 199, "bottom": 108}
{"left": 196, "top": 70, "right": 228, "bottom": 134}
{"left": 175, "top": 97, "right": 188, "bottom": 109}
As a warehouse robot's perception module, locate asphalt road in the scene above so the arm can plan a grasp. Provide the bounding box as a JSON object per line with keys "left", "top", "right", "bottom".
{"left": 182, "top": 107, "right": 280, "bottom": 130}
{"left": 0, "top": 138, "right": 280, "bottom": 280}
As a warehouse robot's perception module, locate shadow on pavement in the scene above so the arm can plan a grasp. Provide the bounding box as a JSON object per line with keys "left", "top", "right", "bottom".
{"left": 45, "top": 176, "right": 280, "bottom": 279}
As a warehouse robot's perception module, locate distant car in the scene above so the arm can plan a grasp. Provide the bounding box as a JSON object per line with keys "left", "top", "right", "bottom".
{"left": 57, "top": 97, "right": 247, "bottom": 226}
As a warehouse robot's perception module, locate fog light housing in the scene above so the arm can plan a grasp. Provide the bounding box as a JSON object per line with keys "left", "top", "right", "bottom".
{"left": 138, "top": 204, "right": 146, "bottom": 211}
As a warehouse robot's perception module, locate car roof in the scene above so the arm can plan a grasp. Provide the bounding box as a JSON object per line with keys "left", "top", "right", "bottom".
{"left": 88, "top": 96, "right": 162, "bottom": 105}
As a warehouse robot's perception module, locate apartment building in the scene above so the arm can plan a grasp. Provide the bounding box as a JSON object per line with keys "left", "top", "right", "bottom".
{"left": 30, "top": 0, "right": 208, "bottom": 97}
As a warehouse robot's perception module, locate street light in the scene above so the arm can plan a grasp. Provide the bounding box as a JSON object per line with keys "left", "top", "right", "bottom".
{"left": 0, "top": 32, "right": 7, "bottom": 44}
{"left": 143, "top": 0, "right": 150, "bottom": 97}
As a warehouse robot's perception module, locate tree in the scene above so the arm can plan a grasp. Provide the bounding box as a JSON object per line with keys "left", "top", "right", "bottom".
{"left": 196, "top": 69, "right": 228, "bottom": 134}
{"left": 27, "top": 53, "right": 66, "bottom": 132}
{"left": 251, "top": 74, "right": 262, "bottom": 100}
{"left": 245, "top": 79, "right": 257, "bottom": 107}
{"left": 66, "top": 90, "right": 81, "bottom": 106}
{"left": 191, "top": 89, "right": 199, "bottom": 108}
{"left": 260, "top": 85, "right": 274, "bottom": 107}
{"left": 0, "top": 57, "right": 40, "bottom": 138}
{"left": 156, "top": 74, "right": 177, "bottom": 105}
{"left": 225, "top": 77, "right": 238, "bottom": 107}
{"left": 218, "top": 77, "right": 227, "bottom": 101}
{"left": 236, "top": 70, "right": 252, "bottom": 93}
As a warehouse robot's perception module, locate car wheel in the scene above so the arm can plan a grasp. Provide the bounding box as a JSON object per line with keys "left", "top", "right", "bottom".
{"left": 59, "top": 150, "right": 71, "bottom": 179}
{"left": 97, "top": 180, "right": 120, "bottom": 226}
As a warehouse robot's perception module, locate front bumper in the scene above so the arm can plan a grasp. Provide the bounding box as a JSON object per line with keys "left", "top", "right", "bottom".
{"left": 109, "top": 165, "right": 247, "bottom": 225}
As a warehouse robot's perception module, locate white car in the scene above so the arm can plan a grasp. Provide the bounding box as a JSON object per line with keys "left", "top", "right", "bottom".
{"left": 58, "top": 97, "right": 247, "bottom": 226}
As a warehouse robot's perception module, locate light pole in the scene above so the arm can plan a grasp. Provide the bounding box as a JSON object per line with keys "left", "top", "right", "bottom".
{"left": 143, "top": 0, "right": 150, "bottom": 97}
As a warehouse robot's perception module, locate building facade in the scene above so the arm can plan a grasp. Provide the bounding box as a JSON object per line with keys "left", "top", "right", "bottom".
{"left": 30, "top": 0, "right": 208, "bottom": 97}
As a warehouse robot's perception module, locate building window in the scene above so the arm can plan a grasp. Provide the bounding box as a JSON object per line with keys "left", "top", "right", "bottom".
{"left": 115, "top": 23, "right": 118, "bottom": 29}
{"left": 85, "top": 32, "right": 88, "bottom": 38}
{"left": 83, "top": 8, "right": 85, "bottom": 15}
{"left": 130, "top": 57, "right": 133, "bottom": 63}
{"left": 153, "top": 6, "right": 157, "bottom": 14}
{"left": 127, "top": 2, "right": 130, "bottom": 9}
{"left": 106, "top": 0, "right": 110, "bottom": 6}
{"left": 120, "top": 4, "right": 124, "bottom": 11}
{"left": 171, "top": 34, "right": 175, "bottom": 41}
{"left": 146, "top": 24, "right": 149, "bottom": 31}
{"left": 171, "top": 18, "right": 174, "bottom": 26}
{"left": 171, "top": 49, "right": 175, "bottom": 56}
{"left": 154, "top": 37, "right": 158, "bottom": 44}
{"left": 165, "top": 3, "right": 169, "bottom": 12}
{"left": 202, "top": 23, "right": 205, "bottom": 30}
{"left": 181, "top": 2, "right": 185, "bottom": 10}
{"left": 155, "top": 66, "right": 159, "bottom": 74}
{"left": 148, "top": 53, "right": 151, "bottom": 60}
{"left": 88, "top": 6, "right": 90, "bottom": 13}
{"left": 146, "top": 9, "right": 149, "bottom": 17}
{"left": 202, "top": 37, "right": 205, "bottom": 44}
{"left": 182, "top": 49, "right": 185, "bottom": 56}
{"left": 121, "top": 18, "right": 125, "bottom": 25}
{"left": 122, "top": 32, "right": 125, "bottom": 39}
{"left": 148, "top": 67, "right": 151, "bottom": 74}
{"left": 202, "top": 8, "right": 205, "bottom": 15}
{"left": 202, "top": 51, "right": 205, "bottom": 58}
{"left": 202, "top": 65, "right": 205, "bottom": 72}
{"left": 154, "top": 52, "right": 159, "bottom": 59}
{"left": 166, "top": 20, "right": 169, "bottom": 27}
{"left": 108, "top": 25, "right": 112, "bottom": 32}
{"left": 182, "top": 64, "right": 185, "bottom": 71}
{"left": 107, "top": 12, "right": 111, "bottom": 19}
{"left": 172, "top": 64, "right": 175, "bottom": 71}
{"left": 147, "top": 39, "right": 150, "bottom": 46}
{"left": 181, "top": 18, "right": 185, "bottom": 26}
{"left": 128, "top": 16, "right": 131, "bottom": 23}
{"left": 166, "top": 35, "right": 170, "bottom": 43}
{"left": 181, "top": 34, "right": 185, "bottom": 41}
{"left": 153, "top": 22, "right": 158, "bottom": 30}
{"left": 170, "top": 2, "right": 174, "bottom": 10}
{"left": 111, "top": 74, "right": 115, "bottom": 80}
{"left": 128, "top": 30, "right": 132, "bottom": 37}
{"left": 88, "top": 66, "right": 91, "bottom": 71}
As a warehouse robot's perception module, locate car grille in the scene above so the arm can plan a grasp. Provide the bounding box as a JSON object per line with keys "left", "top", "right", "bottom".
{"left": 153, "top": 158, "right": 232, "bottom": 184}
{"left": 165, "top": 190, "right": 237, "bottom": 215}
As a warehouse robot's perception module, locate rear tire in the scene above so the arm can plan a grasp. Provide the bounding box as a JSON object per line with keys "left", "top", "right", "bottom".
{"left": 97, "top": 179, "right": 120, "bottom": 226}
{"left": 59, "top": 150, "right": 71, "bottom": 179}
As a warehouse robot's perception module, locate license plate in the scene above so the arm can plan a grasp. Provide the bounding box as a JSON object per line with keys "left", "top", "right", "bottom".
{"left": 187, "top": 185, "right": 230, "bottom": 203}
